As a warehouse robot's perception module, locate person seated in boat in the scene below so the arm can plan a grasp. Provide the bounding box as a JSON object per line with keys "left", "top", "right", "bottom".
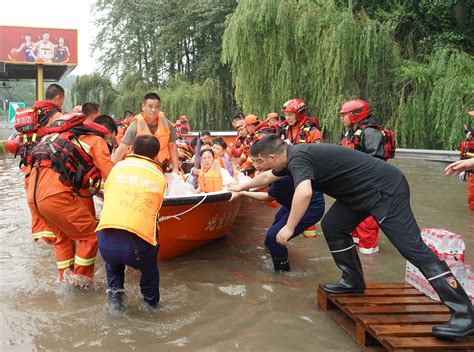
{"left": 96, "top": 135, "right": 167, "bottom": 311}
{"left": 192, "top": 148, "right": 234, "bottom": 193}
{"left": 231, "top": 175, "right": 324, "bottom": 271}
{"left": 200, "top": 130, "right": 213, "bottom": 146}
{"left": 211, "top": 137, "right": 237, "bottom": 179}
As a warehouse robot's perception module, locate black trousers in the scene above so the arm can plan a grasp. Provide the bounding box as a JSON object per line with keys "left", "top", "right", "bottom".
{"left": 321, "top": 176, "right": 438, "bottom": 268}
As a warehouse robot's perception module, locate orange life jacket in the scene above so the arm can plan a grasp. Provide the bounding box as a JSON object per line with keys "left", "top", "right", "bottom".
{"left": 281, "top": 117, "right": 322, "bottom": 144}
{"left": 134, "top": 113, "right": 171, "bottom": 165}
{"left": 198, "top": 160, "right": 223, "bottom": 192}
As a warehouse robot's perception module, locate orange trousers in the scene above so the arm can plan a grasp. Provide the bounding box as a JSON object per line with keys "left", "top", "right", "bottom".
{"left": 28, "top": 190, "right": 98, "bottom": 280}
{"left": 24, "top": 177, "right": 56, "bottom": 244}
{"left": 352, "top": 215, "right": 379, "bottom": 254}
{"left": 468, "top": 173, "right": 474, "bottom": 211}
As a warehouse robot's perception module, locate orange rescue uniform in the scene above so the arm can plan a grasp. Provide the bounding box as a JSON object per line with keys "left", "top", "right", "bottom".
{"left": 27, "top": 134, "right": 114, "bottom": 280}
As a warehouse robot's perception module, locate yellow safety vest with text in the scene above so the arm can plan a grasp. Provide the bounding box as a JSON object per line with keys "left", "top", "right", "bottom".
{"left": 96, "top": 154, "right": 167, "bottom": 245}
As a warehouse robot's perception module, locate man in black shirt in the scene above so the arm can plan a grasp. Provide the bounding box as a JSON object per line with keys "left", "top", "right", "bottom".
{"left": 230, "top": 134, "right": 473, "bottom": 339}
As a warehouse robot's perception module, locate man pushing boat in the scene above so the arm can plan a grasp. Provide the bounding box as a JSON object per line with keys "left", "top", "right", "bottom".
{"left": 229, "top": 134, "right": 474, "bottom": 339}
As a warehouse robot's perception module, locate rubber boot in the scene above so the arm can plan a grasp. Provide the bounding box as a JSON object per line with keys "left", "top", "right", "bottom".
{"left": 323, "top": 238, "right": 365, "bottom": 294}
{"left": 420, "top": 261, "right": 474, "bottom": 339}
{"left": 272, "top": 256, "right": 291, "bottom": 272}
{"left": 108, "top": 289, "right": 124, "bottom": 311}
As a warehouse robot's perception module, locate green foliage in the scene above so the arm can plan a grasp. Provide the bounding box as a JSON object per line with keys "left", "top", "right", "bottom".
{"left": 160, "top": 76, "right": 227, "bottom": 131}
{"left": 71, "top": 72, "right": 230, "bottom": 129}
{"left": 71, "top": 73, "right": 119, "bottom": 116}
{"left": 222, "top": 0, "right": 400, "bottom": 141}
{"left": 81, "top": 0, "right": 473, "bottom": 146}
{"left": 393, "top": 49, "right": 474, "bottom": 149}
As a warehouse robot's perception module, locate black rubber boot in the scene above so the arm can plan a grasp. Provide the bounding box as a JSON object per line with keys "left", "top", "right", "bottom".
{"left": 420, "top": 261, "right": 474, "bottom": 339}
{"left": 323, "top": 238, "right": 365, "bottom": 294}
{"left": 272, "top": 256, "right": 291, "bottom": 272}
{"left": 108, "top": 289, "right": 124, "bottom": 311}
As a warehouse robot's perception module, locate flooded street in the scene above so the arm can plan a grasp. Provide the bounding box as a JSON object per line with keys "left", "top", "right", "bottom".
{"left": 0, "top": 125, "right": 472, "bottom": 351}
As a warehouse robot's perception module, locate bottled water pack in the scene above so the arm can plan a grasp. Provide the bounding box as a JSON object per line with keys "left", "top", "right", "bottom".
{"left": 405, "top": 228, "right": 473, "bottom": 303}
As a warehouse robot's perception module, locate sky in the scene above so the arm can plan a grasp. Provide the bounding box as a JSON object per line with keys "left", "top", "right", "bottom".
{"left": 1, "top": 0, "right": 99, "bottom": 75}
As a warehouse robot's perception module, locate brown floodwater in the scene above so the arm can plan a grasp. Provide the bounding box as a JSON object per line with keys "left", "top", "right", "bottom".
{"left": 0, "top": 124, "right": 472, "bottom": 351}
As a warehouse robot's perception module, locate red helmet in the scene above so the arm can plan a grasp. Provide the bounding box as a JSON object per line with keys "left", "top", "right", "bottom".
{"left": 282, "top": 98, "right": 307, "bottom": 121}
{"left": 339, "top": 100, "right": 370, "bottom": 124}
{"left": 6, "top": 133, "right": 20, "bottom": 155}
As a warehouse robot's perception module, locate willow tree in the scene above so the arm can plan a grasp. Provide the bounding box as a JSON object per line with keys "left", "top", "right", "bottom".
{"left": 393, "top": 49, "right": 474, "bottom": 149}
{"left": 71, "top": 73, "right": 119, "bottom": 115}
{"left": 222, "top": 0, "right": 401, "bottom": 141}
{"left": 160, "top": 76, "right": 227, "bottom": 130}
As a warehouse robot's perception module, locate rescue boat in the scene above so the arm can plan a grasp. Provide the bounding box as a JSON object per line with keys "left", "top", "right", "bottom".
{"left": 157, "top": 191, "right": 242, "bottom": 260}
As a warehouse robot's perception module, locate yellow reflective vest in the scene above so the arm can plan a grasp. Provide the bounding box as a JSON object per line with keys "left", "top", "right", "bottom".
{"left": 134, "top": 113, "right": 171, "bottom": 165}
{"left": 96, "top": 154, "right": 167, "bottom": 245}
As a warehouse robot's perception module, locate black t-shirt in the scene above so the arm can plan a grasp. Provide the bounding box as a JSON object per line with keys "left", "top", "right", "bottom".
{"left": 272, "top": 144, "right": 403, "bottom": 214}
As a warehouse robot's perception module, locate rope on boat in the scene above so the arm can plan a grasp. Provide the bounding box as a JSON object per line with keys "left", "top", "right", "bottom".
{"left": 158, "top": 193, "right": 208, "bottom": 223}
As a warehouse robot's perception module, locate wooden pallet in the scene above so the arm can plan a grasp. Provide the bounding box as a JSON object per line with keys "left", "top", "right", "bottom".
{"left": 316, "top": 283, "right": 474, "bottom": 351}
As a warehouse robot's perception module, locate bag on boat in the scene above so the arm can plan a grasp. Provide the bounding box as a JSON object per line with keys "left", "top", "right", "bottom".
{"left": 165, "top": 172, "right": 196, "bottom": 196}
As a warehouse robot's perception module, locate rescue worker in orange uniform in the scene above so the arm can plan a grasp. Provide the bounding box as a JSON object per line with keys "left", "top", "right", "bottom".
{"left": 237, "top": 114, "right": 261, "bottom": 175}
{"left": 82, "top": 102, "right": 100, "bottom": 122}
{"left": 17, "top": 84, "right": 64, "bottom": 244}
{"left": 231, "top": 119, "right": 247, "bottom": 159}
{"left": 281, "top": 98, "right": 323, "bottom": 144}
{"left": 111, "top": 93, "right": 179, "bottom": 174}
{"left": 175, "top": 115, "right": 191, "bottom": 137}
{"left": 97, "top": 135, "right": 167, "bottom": 310}
{"left": 27, "top": 115, "right": 117, "bottom": 286}
{"left": 338, "top": 100, "right": 386, "bottom": 254}
{"left": 115, "top": 110, "right": 135, "bottom": 146}
{"left": 459, "top": 111, "right": 474, "bottom": 211}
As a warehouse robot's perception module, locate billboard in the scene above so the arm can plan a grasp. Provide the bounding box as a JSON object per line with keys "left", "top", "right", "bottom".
{"left": 0, "top": 26, "right": 78, "bottom": 65}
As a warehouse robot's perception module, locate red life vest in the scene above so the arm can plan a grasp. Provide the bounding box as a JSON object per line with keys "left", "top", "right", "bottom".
{"left": 31, "top": 112, "right": 108, "bottom": 197}
{"left": 459, "top": 139, "right": 474, "bottom": 159}
{"left": 281, "top": 117, "right": 321, "bottom": 144}
{"left": 340, "top": 123, "right": 396, "bottom": 160}
{"left": 14, "top": 101, "right": 61, "bottom": 169}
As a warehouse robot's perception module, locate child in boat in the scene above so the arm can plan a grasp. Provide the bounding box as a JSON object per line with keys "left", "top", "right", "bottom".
{"left": 192, "top": 148, "right": 234, "bottom": 192}
{"left": 231, "top": 175, "right": 324, "bottom": 271}
{"left": 211, "top": 137, "right": 237, "bottom": 179}
{"left": 96, "top": 135, "right": 167, "bottom": 310}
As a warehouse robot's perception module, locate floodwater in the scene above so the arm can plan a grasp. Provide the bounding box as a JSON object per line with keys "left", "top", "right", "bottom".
{"left": 0, "top": 124, "right": 472, "bottom": 351}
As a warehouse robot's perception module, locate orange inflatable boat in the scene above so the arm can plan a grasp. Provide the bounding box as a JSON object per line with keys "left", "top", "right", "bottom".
{"left": 157, "top": 191, "right": 241, "bottom": 259}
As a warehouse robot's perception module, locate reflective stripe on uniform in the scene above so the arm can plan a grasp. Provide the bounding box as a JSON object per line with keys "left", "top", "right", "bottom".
{"left": 32, "top": 231, "right": 56, "bottom": 240}
{"left": 71, "top": 139, "right": 91, "bottom": 153}
{"left": 74, "top": 255, "right": 96, "bottom": 267}
{"left": 57, "top": 258, "right": 74, "bottom": 269}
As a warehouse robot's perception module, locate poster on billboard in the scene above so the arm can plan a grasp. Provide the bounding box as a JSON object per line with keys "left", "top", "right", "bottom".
{"left": 0, "top": 26, "right": 78, "bottom": 65}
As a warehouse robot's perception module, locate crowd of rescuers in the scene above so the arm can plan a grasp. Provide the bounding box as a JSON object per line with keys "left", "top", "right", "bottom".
{"left": 12, "top": 84, "right": 474, "bottom": 339}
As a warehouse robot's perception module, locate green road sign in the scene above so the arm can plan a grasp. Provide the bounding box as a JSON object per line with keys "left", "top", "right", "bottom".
{"left": 8, "top": 102, "right": 26, "bottom": 123}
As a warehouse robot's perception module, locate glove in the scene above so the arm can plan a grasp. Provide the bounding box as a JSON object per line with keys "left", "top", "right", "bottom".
{"left": 459, "top": 171, "right": 470, "bottom": 183}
